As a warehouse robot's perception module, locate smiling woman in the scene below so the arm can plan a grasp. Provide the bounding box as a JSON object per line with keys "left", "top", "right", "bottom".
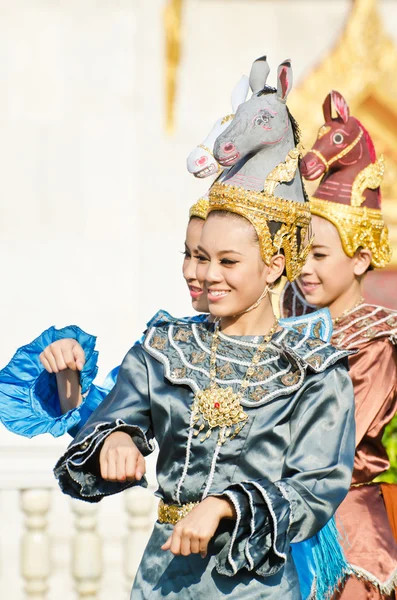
{"left": 45, "top": 57, "right": 359, "bottom": 600}
{"left": 0, "top": 56, "right": 357, "bottom": 600}
{"left": 196, "top": 211, "right": 284, "bottom": 335}
{"left": 298, "top": 214, "right": 371, "bottom": 317}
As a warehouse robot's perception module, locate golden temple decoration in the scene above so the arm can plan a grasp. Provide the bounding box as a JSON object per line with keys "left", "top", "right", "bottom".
{"left": 288, "top": 0, "right": 397, "bottom": 264}
{"left": 164, "top": 0, "right": 184, "bottom": 133}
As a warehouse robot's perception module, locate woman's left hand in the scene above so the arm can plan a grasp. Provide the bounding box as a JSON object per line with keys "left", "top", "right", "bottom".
{"left": 161, "top": 496, "right": 235, "bottom": 558}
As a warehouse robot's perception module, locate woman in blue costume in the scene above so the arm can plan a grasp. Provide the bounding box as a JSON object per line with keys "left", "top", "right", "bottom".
{"left": 48, "top": 58, "right": 357, "bottom": 600}
{"left": 0, "top": 56, "right": 355, "bottom": 599}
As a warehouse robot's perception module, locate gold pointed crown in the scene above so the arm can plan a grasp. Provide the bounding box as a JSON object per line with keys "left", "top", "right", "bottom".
{"left": 309, "top": 196, "right": 392, "bottom": 269}
{"left": 189, "top": 197, "right": 209, "bottom": 220}
{"left": 208, "top": 145, "right": 312, "bottom": 282}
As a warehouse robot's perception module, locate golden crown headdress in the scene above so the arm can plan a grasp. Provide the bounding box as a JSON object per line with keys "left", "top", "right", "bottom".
{"left": 189, "top": 197, "right": 209, "bottom": 220}
{"left": 208, "top": 145, "right": 312, "bottom": 282}
{"left": 310, "top": 199, "right": 391, "bottom": 269}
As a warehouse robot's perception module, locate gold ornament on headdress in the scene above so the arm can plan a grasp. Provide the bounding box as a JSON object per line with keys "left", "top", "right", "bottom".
{"left": 351, "top": 155, "right": 385, "bottom": 207}
{"left": 208, "top": 146, "right": 312, "bottom": 282}
{"left": 310, "top": 155, "right": 391, "bottom": 269}
{"left": 189, "top": 198, "right": 209, "bottom": 220}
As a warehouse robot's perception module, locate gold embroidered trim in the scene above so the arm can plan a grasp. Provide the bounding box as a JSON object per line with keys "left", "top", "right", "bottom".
{"left": 152, "top": 336, "right": 167, "bottom": 351}
{"left": 174, "top": 328, "right": 194, "bottom": 342}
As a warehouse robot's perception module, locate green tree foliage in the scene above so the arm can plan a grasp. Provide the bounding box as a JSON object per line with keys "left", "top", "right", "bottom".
{"left": 376, "top": 414, "right": 397, "bottom": 483}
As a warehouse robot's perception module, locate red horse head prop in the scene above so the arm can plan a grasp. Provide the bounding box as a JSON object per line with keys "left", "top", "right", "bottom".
{"left": 299, "top": 91, "right": 390, "bottom": 269}
{"left": 301, "top": 91, "right": 381, "bottom": 209}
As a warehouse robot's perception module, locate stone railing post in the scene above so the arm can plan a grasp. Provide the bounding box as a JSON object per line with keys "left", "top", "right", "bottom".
{"left": 70, "top": 499, "right": 102, "bottom": 600}
{"left": 124, "top": 487, "right": 155, "bottom": 592}
{"left": 20, "top": 488, "right": 52, "bottom": 600}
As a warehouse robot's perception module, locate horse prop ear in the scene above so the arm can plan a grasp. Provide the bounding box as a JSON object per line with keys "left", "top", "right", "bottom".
{"left": 249, "top": 56, "right": 270, "bottom": 94}
{"left": 277, "top": 59, "right": 293, "bottom": 102}
{"left": 331, "top": 90, "right": 350, "bottom": 123}
{"left": 231, "top": 75, "right": 250, "bottom": 112}
{"left": 322, "top": 93, "right": 332, "bottom": 122}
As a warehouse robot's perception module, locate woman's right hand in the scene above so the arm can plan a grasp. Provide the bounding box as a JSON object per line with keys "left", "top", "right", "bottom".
{"left": 99, "top": 431, "right": 146, "bottom": 482}
{"left": 40, "top": 339, "right": 86, "bottom": 373}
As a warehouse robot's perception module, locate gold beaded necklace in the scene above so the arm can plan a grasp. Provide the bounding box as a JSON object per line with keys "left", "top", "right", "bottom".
{"left": 192, "top": 318, "right": 279, "bottom": 446}
{"left": 333, "top": 296, "right": 364, "bottom": 326}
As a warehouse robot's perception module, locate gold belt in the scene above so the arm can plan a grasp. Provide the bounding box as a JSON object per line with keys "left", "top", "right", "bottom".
{"left": 158, "top": 499, "right": 199, "bottom": 525}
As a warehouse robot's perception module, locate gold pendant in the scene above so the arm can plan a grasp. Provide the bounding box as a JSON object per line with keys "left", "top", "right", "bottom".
{"left": 192, "top": 384, "right": 248, "bottom": 445}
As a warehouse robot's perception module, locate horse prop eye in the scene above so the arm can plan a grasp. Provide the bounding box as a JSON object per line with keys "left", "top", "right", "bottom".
{"left": 254, "top": 110, "right": 272, "bottom": 128}
{"left": 333, "top": 132, "right": 344, "bottom": 144}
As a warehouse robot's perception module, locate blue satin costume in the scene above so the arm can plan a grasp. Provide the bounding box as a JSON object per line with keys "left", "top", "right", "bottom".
{"left": 0, "top": 311, "right": 355, "bottom": 599}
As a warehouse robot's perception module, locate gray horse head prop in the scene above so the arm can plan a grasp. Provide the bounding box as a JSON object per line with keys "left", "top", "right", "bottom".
{"left": 213, "top": 57, "right": 307, "bottom": 204}
{"left": 208, "top": 56, "right": 312, "bottom": 282}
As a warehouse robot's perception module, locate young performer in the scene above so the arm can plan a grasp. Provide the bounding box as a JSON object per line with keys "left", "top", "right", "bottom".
{"left": 53, "top": 58, "right": 356, "bottom": 599}
{"left": 282, "top": 90, "right": 397, "bottom": 598}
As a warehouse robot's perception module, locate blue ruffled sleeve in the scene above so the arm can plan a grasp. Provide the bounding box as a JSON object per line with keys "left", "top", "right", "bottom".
{"left": 0, "top": 325, "right": 114, "bottom": 438}
{"left": 0, "top": 311, "right": 206, "bottom": 440}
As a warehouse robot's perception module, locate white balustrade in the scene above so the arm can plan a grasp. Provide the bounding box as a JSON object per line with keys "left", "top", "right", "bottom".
{"left": 71, "top": 499, "right": 102, "bottom": 600}
{"left": 124, "top": 487, "right": 156, "bottom": 592}
{"left": 0, "top": 431, "right": 158, "bottom": 598}
{"left": 20, "top": 489, "right": 52, "bottom": 600}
